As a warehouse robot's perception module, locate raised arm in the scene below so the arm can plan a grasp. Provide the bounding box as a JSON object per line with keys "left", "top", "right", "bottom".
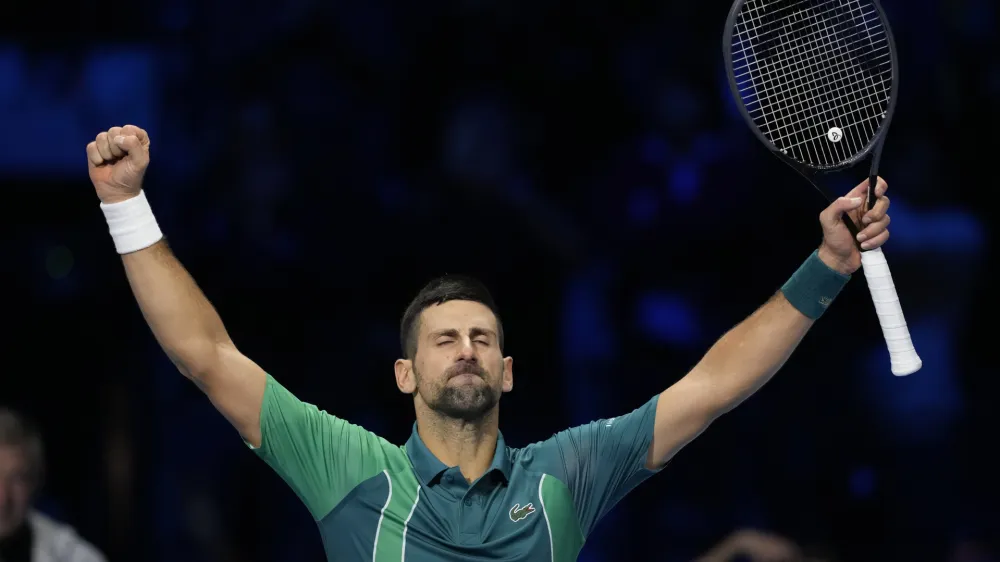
{"left": 86, "top": 125, "right": 265, "bottom": 446}
{"left": 87, "top": 126, "right": 404, "bottom": 524}
{"left": 646, "top": 178, "right": 893, "bottom": 468}
{"left": 123, "top": 241, "right": 267, "bottom": 445}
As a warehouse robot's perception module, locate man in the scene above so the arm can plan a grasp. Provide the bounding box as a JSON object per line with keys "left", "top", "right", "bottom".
{"left": 86, "top": 125, "right": 892, "bottom": 561}
{"left": 0, "top": 409, "right": 107, "bottom": 562}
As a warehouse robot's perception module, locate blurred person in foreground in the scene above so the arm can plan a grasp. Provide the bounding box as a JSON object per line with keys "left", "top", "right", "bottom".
{"left": 695, "top": 528, "right": 837, "bottom": 562}
{"left": 85, "top": 125, "right": 893, "bottom": 561}
{"left": 0, "top": 409, "right": 106, "bottom": 562}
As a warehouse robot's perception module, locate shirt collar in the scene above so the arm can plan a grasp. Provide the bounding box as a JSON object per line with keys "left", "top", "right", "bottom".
{"left": 404, "top": 422, "right": 511, "bottom": 485}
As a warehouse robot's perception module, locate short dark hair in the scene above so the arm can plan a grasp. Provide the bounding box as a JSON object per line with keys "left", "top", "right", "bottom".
{"left": 400, "top": 275, "right": 504, "bottom": 359}
{"left": 0, "top": 408, "right": 45, "bottom": 487}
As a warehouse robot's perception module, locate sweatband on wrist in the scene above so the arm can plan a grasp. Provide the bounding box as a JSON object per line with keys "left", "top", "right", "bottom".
{"left": 99, "top": 190, "right": 164, "bottom": 254}
{"left": 780, "top": 250, "right": 851, "bottom": 320}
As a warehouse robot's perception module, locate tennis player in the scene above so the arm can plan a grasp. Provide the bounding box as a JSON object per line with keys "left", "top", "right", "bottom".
{"left": 87, "top": 125, "right": 891, "bottom": 561}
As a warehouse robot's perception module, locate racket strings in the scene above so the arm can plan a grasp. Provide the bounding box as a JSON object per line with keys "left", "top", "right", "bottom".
{"left": 762, "top": 4, "right": 888, "bottom": 145}
{"left": 730, "top": 0, "right": 893, "bottom": 168}
{"left": 744, "top": 1, "right": 886, "bottom": 154}
{"left": 740, "top": 0, "right": 885, "bottom": 139}
{"left": 739, "top": 0, "right": 889, "bottom": 163}
{"left": 750, "top": 7, "right": 887, "bottom": 134}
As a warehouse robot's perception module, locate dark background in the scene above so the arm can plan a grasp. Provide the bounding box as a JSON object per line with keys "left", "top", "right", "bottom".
{"left": 1, "top": 0, "right": 997, "bottom": 560}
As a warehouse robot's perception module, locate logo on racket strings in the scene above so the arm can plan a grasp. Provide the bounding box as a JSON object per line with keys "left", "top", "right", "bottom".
{"left": 827, "top": 127, "right": 843, "bottom": 143}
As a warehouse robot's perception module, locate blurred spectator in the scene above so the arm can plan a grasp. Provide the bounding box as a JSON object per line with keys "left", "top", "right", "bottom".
{"left": 948, "top": 537, "right": 997, "bottom": 562}
{"left": 0, "top": 408, "right": 106, "bottom": 562}
{"left": 695, "top": 528, "right": 836, "bottom": 562}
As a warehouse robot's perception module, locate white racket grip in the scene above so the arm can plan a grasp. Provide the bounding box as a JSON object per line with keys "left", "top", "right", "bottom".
{"left": 859, "top": 247, "right": 922, "bottom": 376}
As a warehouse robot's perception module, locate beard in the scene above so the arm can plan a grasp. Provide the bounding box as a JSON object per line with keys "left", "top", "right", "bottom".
{"left": 416, "top": 361, "right": 500, "bottom": 422}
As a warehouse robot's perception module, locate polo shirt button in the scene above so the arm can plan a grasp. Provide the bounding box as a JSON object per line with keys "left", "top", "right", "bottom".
{"left": 464, "top": 498, "right": 472, "bottom": 506}
{"left": 445, "top": 475, "right": 453, "bottom": 483}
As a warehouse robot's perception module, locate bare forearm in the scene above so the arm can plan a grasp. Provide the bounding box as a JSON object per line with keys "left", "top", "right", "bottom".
{"left": 649, "top": 251, "right": 853, "bottom": 467}
{"left": 691, "top": 291, "right": 812, "bottom": 414}
{"left": 690, "top": 250, "right": 851, "bottom": 415}
{"left": 122, "top": 240, "right": 231, "bottom": 377}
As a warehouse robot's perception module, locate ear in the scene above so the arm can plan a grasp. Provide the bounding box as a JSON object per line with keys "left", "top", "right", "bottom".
{"left": 501, "top": 356, "right": 514, "bottom": 393}
{"left": 394, "top": 358, "right": 416, "bottom": 394}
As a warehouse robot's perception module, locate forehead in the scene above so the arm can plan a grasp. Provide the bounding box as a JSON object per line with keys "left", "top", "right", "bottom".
{"left": 418, "top": 300, "right": 498, "bottom": 334}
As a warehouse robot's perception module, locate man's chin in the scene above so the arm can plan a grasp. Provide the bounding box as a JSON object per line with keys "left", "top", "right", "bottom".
{"left": 435, "top": 398, "right": 496, "bottom": 421}
{"left": 444, "top": 408, "right": 493, "bottom": 422}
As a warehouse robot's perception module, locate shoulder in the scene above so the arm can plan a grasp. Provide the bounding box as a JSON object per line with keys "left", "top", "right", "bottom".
{"left": 505, "top": 395, "right": 662, "bottom": 470}
{"left": 505, "top": 433, "right": 566, "bottom": 476}
{"left": 29, "top": 510, "right": 107, "bottom": 562}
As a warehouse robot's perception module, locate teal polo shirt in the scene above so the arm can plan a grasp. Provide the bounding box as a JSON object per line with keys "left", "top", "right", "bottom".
{"left": 250, "top": 374, "right": 662, "bottom": 561}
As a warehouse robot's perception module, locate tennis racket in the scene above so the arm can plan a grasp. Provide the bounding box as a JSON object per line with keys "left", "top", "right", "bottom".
{"left": 722, "top": 0, "right": 921, "bottom": 376}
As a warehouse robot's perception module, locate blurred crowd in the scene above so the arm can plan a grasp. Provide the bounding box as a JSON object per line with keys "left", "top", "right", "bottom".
{"left": 2, "top": 0, "right": 998, "bottom": 560}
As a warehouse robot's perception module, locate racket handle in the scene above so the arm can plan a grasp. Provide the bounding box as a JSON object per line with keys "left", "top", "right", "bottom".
{"left": 859, "top": 248, "right": 922, "bottom": 376}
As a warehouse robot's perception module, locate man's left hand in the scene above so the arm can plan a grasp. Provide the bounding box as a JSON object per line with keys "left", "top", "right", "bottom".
{"left": 816, "top": 176, "right": 891, "bottom": 275}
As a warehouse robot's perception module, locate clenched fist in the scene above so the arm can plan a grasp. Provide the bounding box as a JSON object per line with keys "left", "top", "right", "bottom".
{"left": 86, "top": 125, "right": 151, "bottom": 205}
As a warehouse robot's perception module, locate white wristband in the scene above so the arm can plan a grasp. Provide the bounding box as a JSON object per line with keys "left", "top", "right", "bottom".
{"left": 100, "top": 190, "right": 164, "bottom": 254}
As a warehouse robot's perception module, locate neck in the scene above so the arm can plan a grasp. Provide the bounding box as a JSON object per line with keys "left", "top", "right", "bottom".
{"left": 415, "top": 405, "right": 500, "bottom": 483}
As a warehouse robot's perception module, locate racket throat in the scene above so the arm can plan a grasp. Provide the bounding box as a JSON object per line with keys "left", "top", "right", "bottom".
{"left": 867, "top": 145, "right": 884, "bottom": 211}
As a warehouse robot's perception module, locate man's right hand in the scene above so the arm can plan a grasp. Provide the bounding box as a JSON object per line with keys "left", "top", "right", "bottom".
{"left": 86, "top": 125, "right": 151, "bottom": 205}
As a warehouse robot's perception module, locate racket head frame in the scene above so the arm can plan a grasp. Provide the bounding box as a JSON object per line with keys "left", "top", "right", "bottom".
{"left": 721, "top": 0, "right": 901, "bottom": 207}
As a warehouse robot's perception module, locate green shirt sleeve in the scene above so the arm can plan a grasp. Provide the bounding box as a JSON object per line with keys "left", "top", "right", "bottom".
{"left": 248, "top": 374, "right": 396, "bottom": 520}
{"left": 529, "top": 394, "right": 662, "bottom": 538}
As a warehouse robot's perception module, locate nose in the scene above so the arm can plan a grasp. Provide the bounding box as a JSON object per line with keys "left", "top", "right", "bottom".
{"left": 457, "top": 337, "right": 478, "bottom": 361}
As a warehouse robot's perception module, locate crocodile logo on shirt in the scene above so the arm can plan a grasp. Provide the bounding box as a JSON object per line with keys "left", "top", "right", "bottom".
{"left": 509, "top": 502, "right": 536, "bottom": 523}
